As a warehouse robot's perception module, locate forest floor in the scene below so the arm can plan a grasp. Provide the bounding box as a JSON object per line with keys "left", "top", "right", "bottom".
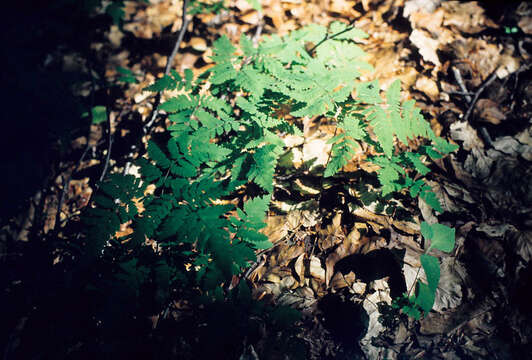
{"left": 2, "top": 0, "right": 532, "bottom": 359}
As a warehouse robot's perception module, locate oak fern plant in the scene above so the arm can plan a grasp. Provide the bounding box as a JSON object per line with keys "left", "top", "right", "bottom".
{"left": 84, "top": 21, "right": 457, "bottom": 319}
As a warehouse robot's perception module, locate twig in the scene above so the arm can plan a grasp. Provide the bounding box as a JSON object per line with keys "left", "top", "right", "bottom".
{"left": 98, "top": 110, "right": 115, "bottom": 183}
{"left": 143, "top": 0, "right": 190, "bottom": 132}
{"left": 308, "top": 18, "right": 357, "bottom": 55}
{"left": 463, "top": 70, "right": 498, "bottom": 123}
{"left": 53, "top": 144, "right": 91, "bottom": 235}
{"left": 451, "top": 66, "right": 472, "bottom": 103}
{"left": 310, "top": 106, "right": 343, "bottom": 257}
{"left": 252, "top": 10, "right": 264, "bottom": 47}
{"left": 123, "top": 0, "right": 190, "bottom": 175}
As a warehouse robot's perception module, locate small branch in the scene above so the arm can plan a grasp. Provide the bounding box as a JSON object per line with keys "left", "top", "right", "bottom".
{"left": 165, "top": 0, "right": 190, "bottom": 77}
{"left": 123, "top": 0, "right": 191, "bottom": 175}
{"left": 144, "top": 0, "right": 190, "bottom": 132}
{"left": 252, "top": 10, "right": 264, "bottom": 47}
{"left": 308, "top": 18, "right": 357, "bottom": 55}
{"left": 451, "top": 66, "right": 472, "bottom": 103}
{"left": 310, "top": 106, "right": 343, "bottom": 257}
{"left": 53, "top": 143, "right": 91, "bottom": 235}
{"left": 98, "top": 107, "right": 117, "bottom": 183}
{"left": 463, "top": 70, "right": 497, "bottom": 123}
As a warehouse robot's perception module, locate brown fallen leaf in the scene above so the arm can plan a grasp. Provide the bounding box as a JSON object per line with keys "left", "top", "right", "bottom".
{"left": 309, "top": 255, "right": 325, "bottom": 281}
{"left": 409, "top": 29, "right": 441, "bottom": 66}
{"left": 415, "top": 75, "right": 439, "bottom": 101}
{"left": 475, "top": 99, "right": 506, "bottom": 125}
{"left": 241, "top": 11, "right": 260, "bottom": 24}
{"left": 189, "top": 37, "right": 207, "bottom": 52}
{"left": 330, "top": 271, "right": 356, "bottom": 291}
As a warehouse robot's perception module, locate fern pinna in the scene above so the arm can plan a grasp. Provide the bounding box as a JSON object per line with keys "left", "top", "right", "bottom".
{"left": 85, "top": 21, "right": 457, "bottom": 318}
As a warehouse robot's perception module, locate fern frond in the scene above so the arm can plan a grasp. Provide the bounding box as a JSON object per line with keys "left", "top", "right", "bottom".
{"left": 324, "top": 135, "right": 358, "bottom": 177}
{"left": 233, "top": 194, "right": 272, "bottom": 249}
{"left": 367, "top": 105, "right": 394, "bottom": 158}
{"left": 144, "top": 70, "right": 183, "bottom": 92}
{"left": 248, "top": 145, "right": 278, "bottom": 192}
{"left": 211, "top": 35, "right": 236, "bottom": 62}
{"left": 159, "top": 94, "right": 198, "bottom": 113}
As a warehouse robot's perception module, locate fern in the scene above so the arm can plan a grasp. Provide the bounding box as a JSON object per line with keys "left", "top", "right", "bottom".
{"left": 84, "top": 20, "right": 459, "bottom": 319}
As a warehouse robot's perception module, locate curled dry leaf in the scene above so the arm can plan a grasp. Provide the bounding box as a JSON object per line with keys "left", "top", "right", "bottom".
{"left": 450, "top": 121, "right": 484, "bottom": 151}
{"left": 293, "top": 253, "right": 305, "bottom": 284}
{"left": 518, "top": 16, "right": 532, "bottom": 35}
{"left": 241, "top": 11, "right": 260, "bottom": 24}
{"left": 360, "top": 279, "right": 392, "bottom": 359}
{"left": 280, "top": 275, "right": 298, "bottom": 290}
{"left": 330, "top": 271, "right": 356, "bottom": 291}
{"left": 351, "top": 280, "right": 367, "bottom": 295}
{"left": 275, "top": 243, "right": 304, "bottom": 266}
{"left": 409, "top": 29, "right": 441, "bottom": 66}
{"left": 261, "top": 215, "right": 289, "bottom": 245}
{"left": 309, "top": 255, "right": 325, "bottom": 281}
{"left": 302, "top": 138, "right": 332, "bottom": 169}
{"left": 433, "top": 257, "right": 466, "bottom": 312}
{"left": 325, "top": 226, "right": 366, "bottom": 287}
{"left": 277, "top": 286, "right": 316, "bottom": 309}
{"left": 266, "top": 272, "right": 281, "bottom": 284}
{"left": 351, "top": 207, "right": 389, "bottom": 226}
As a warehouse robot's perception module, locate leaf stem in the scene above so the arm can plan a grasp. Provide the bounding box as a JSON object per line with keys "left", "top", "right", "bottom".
{"left": 308, "top": 18, "right": 357, "bottom": 54}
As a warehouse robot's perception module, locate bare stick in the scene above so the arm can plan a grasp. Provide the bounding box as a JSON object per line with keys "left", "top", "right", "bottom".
{"left": 451, "top": 66, "right": 472, "bottom": 103}
{"left": 308, "top": 18, "right": 357, "bottom": 55}
{"left": 463, "top": 71, "right": 497, "bottom": 123}
{"left": 53, "top": 144, "right": 91, "bottom": 234}
{"left": 252, "top": 10, "right": 264, "bottom": 47}
{"left": 124, "top": 0, "right": 190, "bottom": 175}
{"left": 144, "top": 0, "right": 190, "bottom": 132}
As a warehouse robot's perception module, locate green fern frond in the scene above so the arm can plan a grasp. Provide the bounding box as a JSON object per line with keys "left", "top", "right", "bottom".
{"left": 211, "top": 35, "right": 237, "bottom": 62}
{"left": 325, "top": 135, "right": 358, "bottom": 177}
{"left": 144, "top": 70, "right": 183, "bottom": 92}
{"left": 240, "top": 33, "right": 256, "bottom": 57}
{"left": 248, "top": 145, "right": 279, "bottom": 192}
{"left": 159, "top": 94, "right": 198, "bottom": 113}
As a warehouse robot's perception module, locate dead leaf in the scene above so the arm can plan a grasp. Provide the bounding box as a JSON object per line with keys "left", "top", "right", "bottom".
{"left": 475, "top": 99, "right": 505, "bottom": 125}
{"left": 409, "top": 29, "right": 441, "bottom": 66}
{"left": 518, "top": 16, "right": 532, "bottom": 35}
{"left": 442, "top": 1, "right": 496, "bottom": 34}
{"left": 189, "top": 37, "right": 207, "bottom": 52}
{"left": 309, "top": 255, "right": 325, "bottom": 281}
{"left": 450, "top": 121, "right": 484, "bottom": 151}
{"left": 293, "top": 253, "right": 305, "bottom": 284}
{"left": 241, "top": 11, "right": 260, "bottom": 24}
{"left": 330, "top": 271, "right": 355, "bottom": 291}
{"left": 415, "top": 75, "right": 440, "bottom": 101}
{"left": 275, "top": 244, "right": 304, "bottom": 266}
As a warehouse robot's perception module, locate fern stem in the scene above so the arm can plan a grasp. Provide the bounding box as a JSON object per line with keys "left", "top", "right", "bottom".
{"left": 146, "top": 0, "right": 190, "bottom": 129}
{"left": 164, "top": 0, "right": 190, "bottom": 77}
{"left": 308, "top": 18, "right": 357, "bottom": 54}
{"left": 123, "top": 0, "right": 191, "bottom": 177}
{"left": 310, "top": 107, "right": 342, "bottom": 256}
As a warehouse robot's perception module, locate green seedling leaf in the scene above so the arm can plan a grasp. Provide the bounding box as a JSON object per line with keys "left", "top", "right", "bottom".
{"left": 106, "top": 2, "right": 125, "bottom": 26}
{"left": 245, "top": 0, "right": 262, "bottom": 12}
{"left": 421, "top": 221, "right": 455, "bottom": 253}
{"left": 82, "top": 106, "right": 107, "bottom": 124}
{"left": 433, "top": 137, "right": 459, "bottom": 154}
{"left": 414, "top": 281, "right": 435, "bottom": 313}
{"left": 402, "top": 305, "right": 421, "bottom": 320}
{"left": 419, "top": 187, "right": 443, "bottom": 213}
{"left": 420, "top": 254, "right": 440, "bottom": 291}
